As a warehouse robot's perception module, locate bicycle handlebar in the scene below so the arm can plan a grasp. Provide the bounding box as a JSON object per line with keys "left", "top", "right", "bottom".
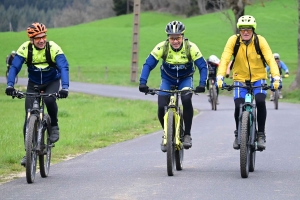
{"left": 222, "top": 84, "right": 270, "bottom": 91}
{"left": 146, "top": 88, "right": 196, "bottom": 96}
{"left": 12, "top": 90, "right": 60, "bottom": 99}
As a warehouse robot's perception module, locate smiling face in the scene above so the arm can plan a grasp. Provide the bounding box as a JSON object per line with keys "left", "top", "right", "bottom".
{"left": 30, "top": 32, "right": 47, "bottom": 49}
{"left": 168, "top": 34, "right": 183, "bottom": 49}
{"left": 239, "top": 26, "right": 253, "bottom": 41}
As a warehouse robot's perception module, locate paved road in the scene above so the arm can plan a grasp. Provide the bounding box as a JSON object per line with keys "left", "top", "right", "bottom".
{"left": 1, "top": 77, "right": 300, "bottom": 200}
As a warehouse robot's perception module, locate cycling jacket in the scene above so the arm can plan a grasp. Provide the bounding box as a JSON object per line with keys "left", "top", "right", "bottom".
{"left": 139, "top": 39, "right": 208, "bottom": 87}
{"left": 7, "top": 41, "right": 69, "bottom": 89}
{"left": 266, "top": 60, "right": 289, "bottom": 75}
{"left": 217, "top": 34, "right": 280, "bottom": 82}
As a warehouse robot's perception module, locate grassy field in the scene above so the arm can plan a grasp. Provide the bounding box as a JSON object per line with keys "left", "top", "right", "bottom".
{"left": 0, "top": 0, "right": 297, "bottom": 88}
{"left": 0, "top": 0, "right": 299, "bottom": 182}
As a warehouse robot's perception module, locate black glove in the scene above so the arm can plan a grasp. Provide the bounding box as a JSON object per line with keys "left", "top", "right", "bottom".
{"left": 225, "top": 74, "right": 230, "bottom": 78}
{"left": 139, "top": 84, "right": 149, "bottom": 93}
{"left": 59, "top": 89, "right": 69, "bottom": 98}
{"left": 195, "top": 86, "right": 205, "bottom": 93}
{"left": 5, "top": 86, "right": 15, "bottom": 96}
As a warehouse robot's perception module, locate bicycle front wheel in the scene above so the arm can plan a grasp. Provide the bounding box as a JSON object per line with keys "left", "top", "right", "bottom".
{"left": 39, "top": 114, "right": 52, "bottom": 178}
{"left": 26, "top": 115, "right": 39, "bottom": 184}
{"left": 175, "top": 110, "right": 184, "bottom": 171}
{"left": 274, "top": 90, "right": 279, "bottom": 110}
{"left": 240, "top": 111, "right": 250, "bottom": 178}
{"left": 167, "top": 111, "right": 175, "bottom": 176}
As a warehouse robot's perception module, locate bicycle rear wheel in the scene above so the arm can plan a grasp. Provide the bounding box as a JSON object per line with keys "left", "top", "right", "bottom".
{"left": 240, "top": 111, "right": 250, "bottom": 178}
{"left": 39, "top": 114, "right": 52, "bottom": 178}
{"left": 274, "top": 90, "right": 279, "bottom": 110}
{"left": 212, "top": 85, "right": 217, "bottom": 111}
{"left": 175, "top": 110, "right": 184, "bottom": 171}
{"left": 167, "top": 111, "right": 175, "bottom": 176}
{"left": 26, "top": 115, "right": 38, "bottom": 183}
{"left": 249, "top": 147, "right": 256, "bottom": 172}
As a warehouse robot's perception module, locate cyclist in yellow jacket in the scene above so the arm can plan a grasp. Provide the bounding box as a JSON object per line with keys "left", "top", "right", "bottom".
{"left": 216, "top": 15, "right": 280, "bottom": 150}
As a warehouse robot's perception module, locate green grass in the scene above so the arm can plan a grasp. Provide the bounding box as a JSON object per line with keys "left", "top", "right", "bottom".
{"left": 0, "top": 0, "right": 299, "bottom": 181}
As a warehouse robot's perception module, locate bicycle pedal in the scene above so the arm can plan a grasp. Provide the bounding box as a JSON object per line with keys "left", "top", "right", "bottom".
{"left": 183, "top": 146, "right": 191, "bottom": 150}
{"left": 257, "top": 147, "right": 265, "bottom": 152}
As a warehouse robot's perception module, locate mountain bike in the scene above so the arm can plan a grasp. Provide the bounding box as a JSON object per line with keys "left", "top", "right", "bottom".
{"left": 223, "top": 81, "right": 269, "bottom": 178}
{"left": 12, "top": 86, "right": 59, "bottom": 183}
{"left": 207, "top": 77, "right": 217, "bottom": 110}
{"left": 6, "top": 65, "right": 18, "bottom": 84}
{"left": 147, "top": 86, "right": 195, "bottom": 176}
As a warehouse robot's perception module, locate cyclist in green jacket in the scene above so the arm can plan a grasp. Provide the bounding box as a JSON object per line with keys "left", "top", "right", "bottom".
{"left": 5, "top": 22, "right": 69, "bottom": 166}
{"left": 139, "top": 21, "right": 207, "bottom": 152}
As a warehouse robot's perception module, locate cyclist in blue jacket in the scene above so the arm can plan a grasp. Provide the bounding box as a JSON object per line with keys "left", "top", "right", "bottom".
{"left": 267, "top": 53, "right": 289, "bottom": 99}
{"left": 5, "top": 22, "right": 69, "bottom": 166}
{"left": 139, "top": 21, "right": 208, "bottom": 152}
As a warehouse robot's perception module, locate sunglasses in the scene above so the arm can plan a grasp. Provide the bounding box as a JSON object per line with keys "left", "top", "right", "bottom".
{"left": 33, "top": 35, "right": 47, "bottom": 42}
{"left": 239, "top": 28, "right": 253, "bottom": 33}
{"left": 169, "top": 36, "right": 183, "bottom": 42}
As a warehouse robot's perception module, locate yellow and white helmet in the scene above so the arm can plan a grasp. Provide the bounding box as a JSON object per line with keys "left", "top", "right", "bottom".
{"left": 237, "top": 15, "right": 257, "bottom": 30}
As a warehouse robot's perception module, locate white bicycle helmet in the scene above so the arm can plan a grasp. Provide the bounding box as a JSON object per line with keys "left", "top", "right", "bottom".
{"left": 165, "top": 21, "right": 185, "bottom": 35}
{"left": 273, "top": 53, "right": 280, "bottom": 59}
{"left": 237, "top": 15, "right": 257, "bottom": 30}
{"left": 207, "top": 55, "right": 220, "bottom": 65}
{"left": 11, "top": 50, "right": 16, "bottom": 54}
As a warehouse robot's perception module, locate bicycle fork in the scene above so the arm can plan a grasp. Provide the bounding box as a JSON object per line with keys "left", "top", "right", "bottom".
{"left": 163, "top": 110, "right": 182, "bottom": 150}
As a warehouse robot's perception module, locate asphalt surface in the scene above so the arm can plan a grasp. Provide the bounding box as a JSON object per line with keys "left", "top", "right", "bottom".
{"left": 1, "top": 77, "right": 300, "bottom": 200}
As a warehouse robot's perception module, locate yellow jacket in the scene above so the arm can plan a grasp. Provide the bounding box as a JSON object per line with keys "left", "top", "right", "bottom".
{"left": 217, "top": 34, "right": 280, "bottom": 82}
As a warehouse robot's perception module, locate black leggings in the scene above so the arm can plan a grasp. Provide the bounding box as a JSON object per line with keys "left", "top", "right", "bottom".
{"left": 157, "top": 93, "right": 193, "bottom": 135}
{"left": 23, "top": 79, "right": 60, "bottom": 140}
{"left": 234, "top": 93, "right": 266, "bottom": 132}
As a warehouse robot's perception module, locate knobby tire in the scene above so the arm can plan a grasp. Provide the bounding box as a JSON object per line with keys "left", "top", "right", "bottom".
{"left": 167, "top": 111, "right": 175, "bottom": 176}
{"left": 39, "top": 114, "right": 52, "bottom": 178}
{"left": 240, "top": 111, "right": 250, "bottom": 178}
{"left": 212, "top": 85, "right": 217, "bottom": 111}
{"left": 26, "top": 115, "right": 38, "bottom": 183}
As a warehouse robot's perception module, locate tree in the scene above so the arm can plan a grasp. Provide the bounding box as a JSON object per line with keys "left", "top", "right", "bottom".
{"left": 290, "top": 0, "right": 300, "bottom": 90}
{"left": 226, "top": 0, "right": 246, "bottom": 33}
{"left": 113, "top": 0, "right": 133, "bottom": 16}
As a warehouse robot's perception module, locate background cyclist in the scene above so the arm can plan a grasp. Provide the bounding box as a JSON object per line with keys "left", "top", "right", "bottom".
{"left": 139, "top": 20, "right": 207, "bottom": 152}
{"left": 216, "top": 15, "right": 280, "bottom": 150}
{"left": 6, "top": 50, "right": 16, "bottom": 71}
{"left": 267, "top": 53, "right": 289, "bottom": 100}
{"left": 5, "top": 22, "right": 70, "bottom": 166}
{"left": 206, "top": 55, "right": 220, "bottom": 104}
